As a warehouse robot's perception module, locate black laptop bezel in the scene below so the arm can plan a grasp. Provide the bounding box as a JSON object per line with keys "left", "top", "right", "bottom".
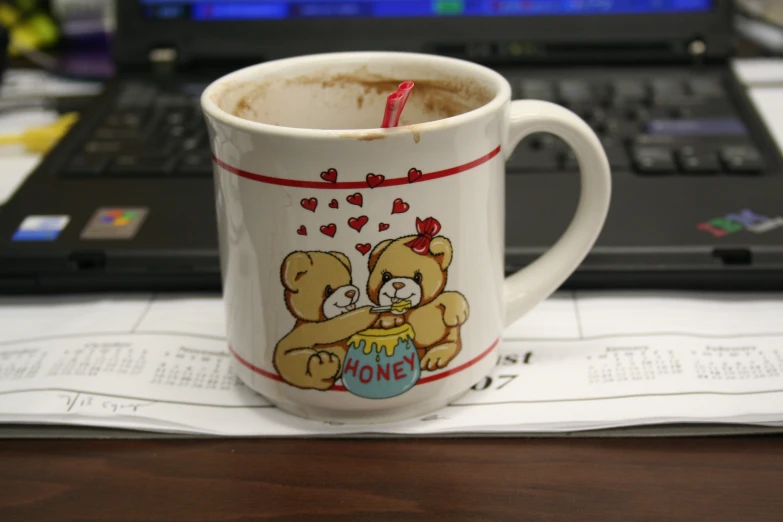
{"left": 114, "top": 1, "right": 733, "bottom": 68}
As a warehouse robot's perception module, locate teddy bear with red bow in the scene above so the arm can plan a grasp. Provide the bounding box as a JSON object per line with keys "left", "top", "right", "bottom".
{"left": 366, "top": 217, "right": 470, "bottom": 371}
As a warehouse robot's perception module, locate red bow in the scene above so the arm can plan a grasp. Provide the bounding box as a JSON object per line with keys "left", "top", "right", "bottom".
{"left": 405, "top": 217, "right": 441, "bottom": 255}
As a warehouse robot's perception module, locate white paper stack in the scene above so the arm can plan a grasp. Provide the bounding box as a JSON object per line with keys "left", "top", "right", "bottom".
{"left": 0, "top": 291, "right": 782, "bottom": 436}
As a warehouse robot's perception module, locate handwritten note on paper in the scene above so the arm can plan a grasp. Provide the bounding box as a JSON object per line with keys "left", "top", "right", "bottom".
{"left": 0, "top": 291, "right": 782, "bottom": 436}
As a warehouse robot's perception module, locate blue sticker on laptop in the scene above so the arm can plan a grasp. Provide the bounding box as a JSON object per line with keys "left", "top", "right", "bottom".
{"left": 12, "top": 215, "right": 70, "bottom": 242}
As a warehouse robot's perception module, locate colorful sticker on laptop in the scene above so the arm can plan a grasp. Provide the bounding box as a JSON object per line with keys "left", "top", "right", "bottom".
{"left": 80, "top": 208, "right": 148, "bottom": 240}
{"left": 12, "top": 215, "right": 70, "bottom": 242}
{"left": 697, "top": 209, "right": 783, "bottom": 238}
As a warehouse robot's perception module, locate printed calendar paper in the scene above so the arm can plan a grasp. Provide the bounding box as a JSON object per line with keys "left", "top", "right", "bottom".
{"left": 0, "top": 292, "right": 782, "bottom": 435}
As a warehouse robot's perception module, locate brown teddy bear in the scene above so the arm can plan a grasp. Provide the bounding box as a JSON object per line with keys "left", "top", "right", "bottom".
{"left": 274, "top": 251, "right": 378, "bottom": 390}
{"left": 367, "top": 217, "right": 469, "bottom": 371}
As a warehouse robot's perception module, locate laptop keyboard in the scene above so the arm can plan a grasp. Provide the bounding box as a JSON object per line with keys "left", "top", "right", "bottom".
{"left": 63, "top": 82, "right": 212, "bottom": 178}
{"left": 62, "top": 72, "right": 766, "bottom": 179}
{"left": 507, "top": 73, "right": 766, "bottom": 176}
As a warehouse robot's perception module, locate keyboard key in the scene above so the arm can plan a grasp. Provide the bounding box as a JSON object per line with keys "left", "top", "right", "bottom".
{"left": 689, "top": 77, "right": 725, "bottom": 99}
{"left": 634, "top": 135, "right": 752, "bottom": 152}
{"left": 645, "top": 107, "right": 679, "bottom": 120}
{"left": 181, "top": 134, "right": 204, "bottom": 152}
{"left": 558, "top": 80, "right": 593, "bottom": 104}
{"left": 84, "top": 141, "right": 123, "bottom": 154}
{"left": 651, "top": 78, "right": 686, "bottom": 97}
{"left": 144, "top": 125, "right": 189, "bottom": 146}
{"left": 600, "top": 106, "right": 633, "bottom": 122}
{"left": 677, "top": 146, "right": 721, "bottom": 174}
{"left": 650, "top": 79, "right": 691, "bottom": 107}
{"left": 168, "top": 125, "right": 187, "bottom": 139}
{"left": 156, "top": 94, "right": 192, "bottom": 107}
{"left": 116, "top": 83, "right": 157, "bottom": 108}
{"left": 519, "top": 80, "right": 556, "bottom": 101}
{"left": 634, "top": 134, "right": 678, "bottom": 147}
{"left": 603, "top": 117, "right": 641, "bottom": 138}
{"left": 572, "top": 104, "right": 610, "bottom": 125}
{"left": 63, "top": 154, "right": 109, "bottom": 177}
{"left": 651, "top": 92, "right": 692, "bottom": 108}
{"left": 645, "top": 119, "right": 747, "bottom": 136}
{"left": 610, "top": 79, "right": 647, "bottom": 103}
{"left": 94, "top": 127, "right": 142, "bottom": 141}
{"left": 159, "top": 107, "right": 199, "bottom": 132}
{"left": 175, "top": 152, "right": 213, "bottom": 177}
{"left": 507, "top": 146, "right": 560, "bottom": 173}
{"left": 108, "top": 153, "right": 176, "bottom": 176}
{"left": 720, "top": 145, "right": 764, "bottom": 174}
{"left": 163, "top": 108, "right": 192, "bottom": 126}
{"left": 632, "top": 146, "right": 676, "bottom": 174}
{"left": 678, "top": 102, "right": 735, "bottom": 119}
{"left": 626, "top": 106, "right": 650, "bottom": 122}
{"left": 103, "top": 111, "right": 146, "bottom": 129}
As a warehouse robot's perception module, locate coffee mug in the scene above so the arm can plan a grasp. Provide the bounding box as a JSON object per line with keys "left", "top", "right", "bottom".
{"left": 201, "top": 51, "right": 611, "bottom": 423}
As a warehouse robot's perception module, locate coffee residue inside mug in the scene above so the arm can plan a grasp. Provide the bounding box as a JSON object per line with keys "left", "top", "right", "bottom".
{"left": 223, "top": 65, "right": 495, "bottom": 131}
{"left": 299, "top": 68, "right": 492, "bottom": 120}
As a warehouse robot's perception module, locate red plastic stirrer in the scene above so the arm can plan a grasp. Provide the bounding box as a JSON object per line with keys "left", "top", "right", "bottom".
{"left": 380, "top": 81, "right": 414, "bottom": 128}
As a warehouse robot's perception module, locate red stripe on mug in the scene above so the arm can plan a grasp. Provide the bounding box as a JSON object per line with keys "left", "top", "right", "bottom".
{"left": 228, "top": 337, "right": 499, "bottom": 391}
{"left": 212, "top": 145, "right": 501, "bottom": 189}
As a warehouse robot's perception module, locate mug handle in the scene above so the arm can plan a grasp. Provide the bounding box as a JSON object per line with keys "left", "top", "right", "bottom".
{"left": 503, "top": 100, "right": 612, "bottom": 327}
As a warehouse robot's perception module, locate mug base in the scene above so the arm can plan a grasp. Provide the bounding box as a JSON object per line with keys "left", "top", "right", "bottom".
{"left": 229, "top": 340, "right": 499, "bottom": 426}
{"left": 228, "top": 352, "right": 488, "bottom": 425}
{"left": 262, "top": 389, "right": 470, "bottom": 425}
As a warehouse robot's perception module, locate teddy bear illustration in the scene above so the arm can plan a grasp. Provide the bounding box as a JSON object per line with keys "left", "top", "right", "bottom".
{"left": 367, "top": 217, "right": 470, "bottom": 371}
{"left": 273, "top": 250, "right": 378, "bottom": 390}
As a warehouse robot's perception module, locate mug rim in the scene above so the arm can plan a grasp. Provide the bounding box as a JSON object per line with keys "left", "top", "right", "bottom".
{"left": 200, "top": 51, "right": 510, "bottom": 140}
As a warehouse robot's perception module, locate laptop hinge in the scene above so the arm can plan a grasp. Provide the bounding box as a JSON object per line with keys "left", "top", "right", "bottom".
{"left": 149, "top": 47, "right": 178, "bottom": 75}
{"left": 437, "top": 34, "right": 723, "bottom": 67}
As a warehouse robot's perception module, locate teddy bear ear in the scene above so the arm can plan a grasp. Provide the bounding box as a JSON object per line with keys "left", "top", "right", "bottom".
{"left": 368, "top": 239, "right": 393, "bottom": 272}
{"left": 429, "top": 237, "right": 453, "bottom": 270}
{"left": 281, "top": 251, "right": 313, "bottom": 292}
{"left": 329, "top": 251, "right": 352, "bottom": 273}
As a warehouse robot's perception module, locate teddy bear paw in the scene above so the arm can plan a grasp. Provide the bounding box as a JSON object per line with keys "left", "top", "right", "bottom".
{"left": 306, "top": 351, "right": 341, "bottom": 389}
{"left": 441, "top": 296, "right": 470, "bottom": 327}
{"left": 420, "top": 343, "right": 459, "bottom": 371}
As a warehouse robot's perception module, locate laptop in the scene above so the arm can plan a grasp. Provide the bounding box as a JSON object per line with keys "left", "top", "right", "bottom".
{"left": 0, "top": 0, "right": 781, "bottom": 293}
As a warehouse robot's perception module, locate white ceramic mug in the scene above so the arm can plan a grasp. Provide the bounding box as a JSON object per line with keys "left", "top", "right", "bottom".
{"left": 201, "top": 52, "right": 611, "bottom": 423}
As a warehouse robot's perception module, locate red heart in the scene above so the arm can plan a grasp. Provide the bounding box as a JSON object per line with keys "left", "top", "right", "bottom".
{"left": 301, "top": 198, "right": 318, "bottom": 212}
{"left": 379, "top": 223, "right": 390, "bottom": 232}
{"left": 408, "top": 168, "right": 422, "bottom": 183}
{"left": 329, "top": 199, "right": 338, "bottom": 209}
{"left": 391, "top": 198, "right": 410, "bottom": 214}
{"left": 320, "top": 168, "right": 338, "bottom": 183}
{"left": 355, "top": 243, "right": 371, "bottom": 255}
{"left": 348, "top": 216, "right": 369, "bottom": 233}
{"left": 320, "top": 224, "right": 336, "bottom": 237}
{"left": 297, "top": 225, "right": 307, "bottom": 236}
{"left": 346, "top": 193, "right": 363, "bottom": 207}
{"left": 366, "top": 173, "right": 385, "bottom": 189}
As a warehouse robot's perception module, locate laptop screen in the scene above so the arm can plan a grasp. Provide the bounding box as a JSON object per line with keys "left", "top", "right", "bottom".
{"left": 140, "top": 0, "right": 713, "bottom": 20}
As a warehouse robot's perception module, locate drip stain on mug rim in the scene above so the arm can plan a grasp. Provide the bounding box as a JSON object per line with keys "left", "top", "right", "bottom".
{"left": 356, "top": 131, "right": 386, "bottom": 141}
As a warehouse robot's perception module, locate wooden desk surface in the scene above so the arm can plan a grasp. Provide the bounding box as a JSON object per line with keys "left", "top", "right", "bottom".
{"left": 1, "top": 436, "right": 782, "bottom": 521}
